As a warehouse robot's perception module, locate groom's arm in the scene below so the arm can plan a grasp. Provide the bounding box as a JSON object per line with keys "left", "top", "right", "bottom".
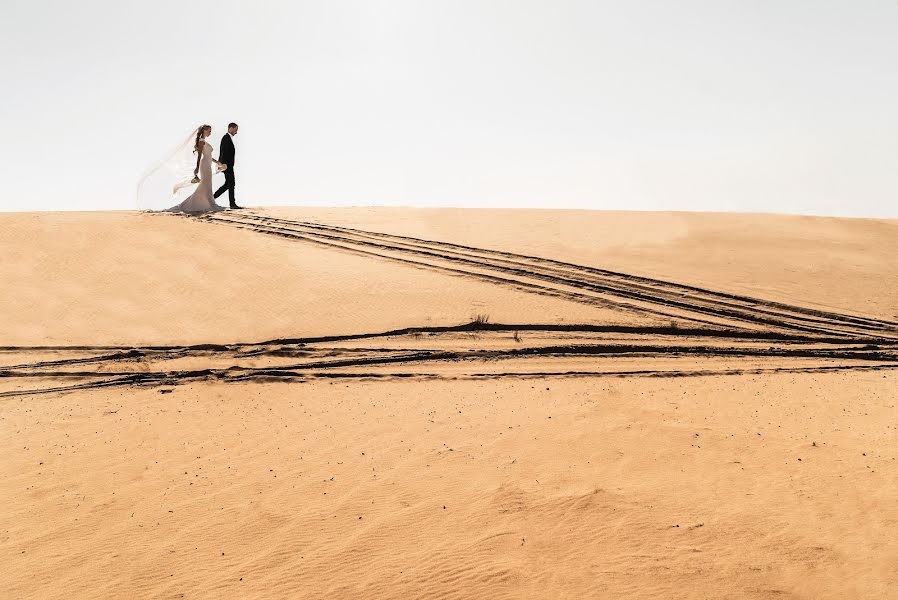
{"left": 218, "top": 135, "right": 228, "bottom": 162}
{"left": 218, "top": 134, "right": 234, "bottom": 163}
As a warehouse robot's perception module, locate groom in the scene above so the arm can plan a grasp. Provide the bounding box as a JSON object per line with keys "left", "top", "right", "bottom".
{"left": 214, "top": 122, "right": 242, "bottom": 209}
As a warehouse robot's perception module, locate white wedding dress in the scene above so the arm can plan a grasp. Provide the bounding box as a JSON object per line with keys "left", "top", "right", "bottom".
{"left": 165, "top": 140, "right": 225, "bottom": 213}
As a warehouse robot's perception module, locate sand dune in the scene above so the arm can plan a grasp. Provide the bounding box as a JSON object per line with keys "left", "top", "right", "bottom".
{"left": 1, "top": 208, "right": 897, "bottom": 598}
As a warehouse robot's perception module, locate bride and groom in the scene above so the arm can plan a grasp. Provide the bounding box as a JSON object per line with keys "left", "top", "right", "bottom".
{"left": 167, "top": 123, "right": 243, "bottom": 212}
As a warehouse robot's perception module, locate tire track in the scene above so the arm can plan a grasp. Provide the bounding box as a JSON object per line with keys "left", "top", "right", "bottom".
{"left": 197, "top": 212, "right": 898, "bottom": 339}
{"left": 196, "top": 214, "right": 701, "bottom": 327}
{"left": 244, "top": 213, "right": 893, "bottom": 332}
{"left": 2, "top": 322, "right": 896, "bottom": 398}
{"left": 7, "top": 213, "right": 895, "bottom": 398}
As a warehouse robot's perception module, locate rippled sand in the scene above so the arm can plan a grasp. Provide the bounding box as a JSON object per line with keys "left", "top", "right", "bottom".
{"left": 2, "top": 208, "right": 897, "bottom": 599}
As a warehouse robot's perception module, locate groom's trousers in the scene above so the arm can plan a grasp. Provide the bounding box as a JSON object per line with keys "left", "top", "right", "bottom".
{"left": 214, "top": 166, "right": 236, "bottom": 205}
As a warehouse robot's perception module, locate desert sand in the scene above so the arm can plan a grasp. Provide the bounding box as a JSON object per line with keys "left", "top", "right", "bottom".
{"left": 1, "top": 207, "right": 897, "bottom": 599}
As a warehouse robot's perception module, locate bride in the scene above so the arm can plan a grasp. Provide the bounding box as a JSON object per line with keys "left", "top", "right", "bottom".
{"left": 165, "top": 124, "right": 228, "bottom": 213}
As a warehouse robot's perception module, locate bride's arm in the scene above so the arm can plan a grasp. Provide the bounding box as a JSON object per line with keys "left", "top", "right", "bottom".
{"left": 194, "top": 140, "right": 204, "bottom": 175}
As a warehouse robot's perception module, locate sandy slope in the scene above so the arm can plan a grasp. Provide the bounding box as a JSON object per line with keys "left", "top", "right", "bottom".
{"left": 0, "top": 211, "right": 636, "bottom": 346}
{"left": 1, "top": 208, "right": 897, "bottom": 599}
{"left": 3, "top": 374, "right": 897, "bottom": 599}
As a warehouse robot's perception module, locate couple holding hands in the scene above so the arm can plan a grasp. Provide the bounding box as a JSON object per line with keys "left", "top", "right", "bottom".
{"left": 167, "top": 122, "right": 243, "bottom": 213}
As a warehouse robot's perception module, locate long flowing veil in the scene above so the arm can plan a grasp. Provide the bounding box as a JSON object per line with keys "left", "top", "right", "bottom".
{"left": 136, "top": 129, "right": 203, "bottom": 211}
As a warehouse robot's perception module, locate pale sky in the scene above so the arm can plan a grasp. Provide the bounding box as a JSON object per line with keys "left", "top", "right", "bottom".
{"left": 1, "top": 0, "right": 896, "bottom": 216}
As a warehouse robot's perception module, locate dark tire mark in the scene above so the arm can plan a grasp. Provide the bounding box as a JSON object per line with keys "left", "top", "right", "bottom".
{"left": 198, "top": 212, "right": 898, "bottom": 339}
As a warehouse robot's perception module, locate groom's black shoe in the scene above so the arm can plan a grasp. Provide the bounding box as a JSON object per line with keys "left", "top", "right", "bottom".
{"left": 229, "top": 203, "right": 244, "bottom": 209}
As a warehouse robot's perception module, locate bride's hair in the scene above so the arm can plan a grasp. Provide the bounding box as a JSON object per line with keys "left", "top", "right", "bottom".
{"left": 194, "top": 124, "right": 211, "bottom": 153}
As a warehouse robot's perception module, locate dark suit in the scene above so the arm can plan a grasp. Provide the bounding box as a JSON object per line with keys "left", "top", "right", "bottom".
{"left": 214, "top": 133, "right": 237, "bottom": 206}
